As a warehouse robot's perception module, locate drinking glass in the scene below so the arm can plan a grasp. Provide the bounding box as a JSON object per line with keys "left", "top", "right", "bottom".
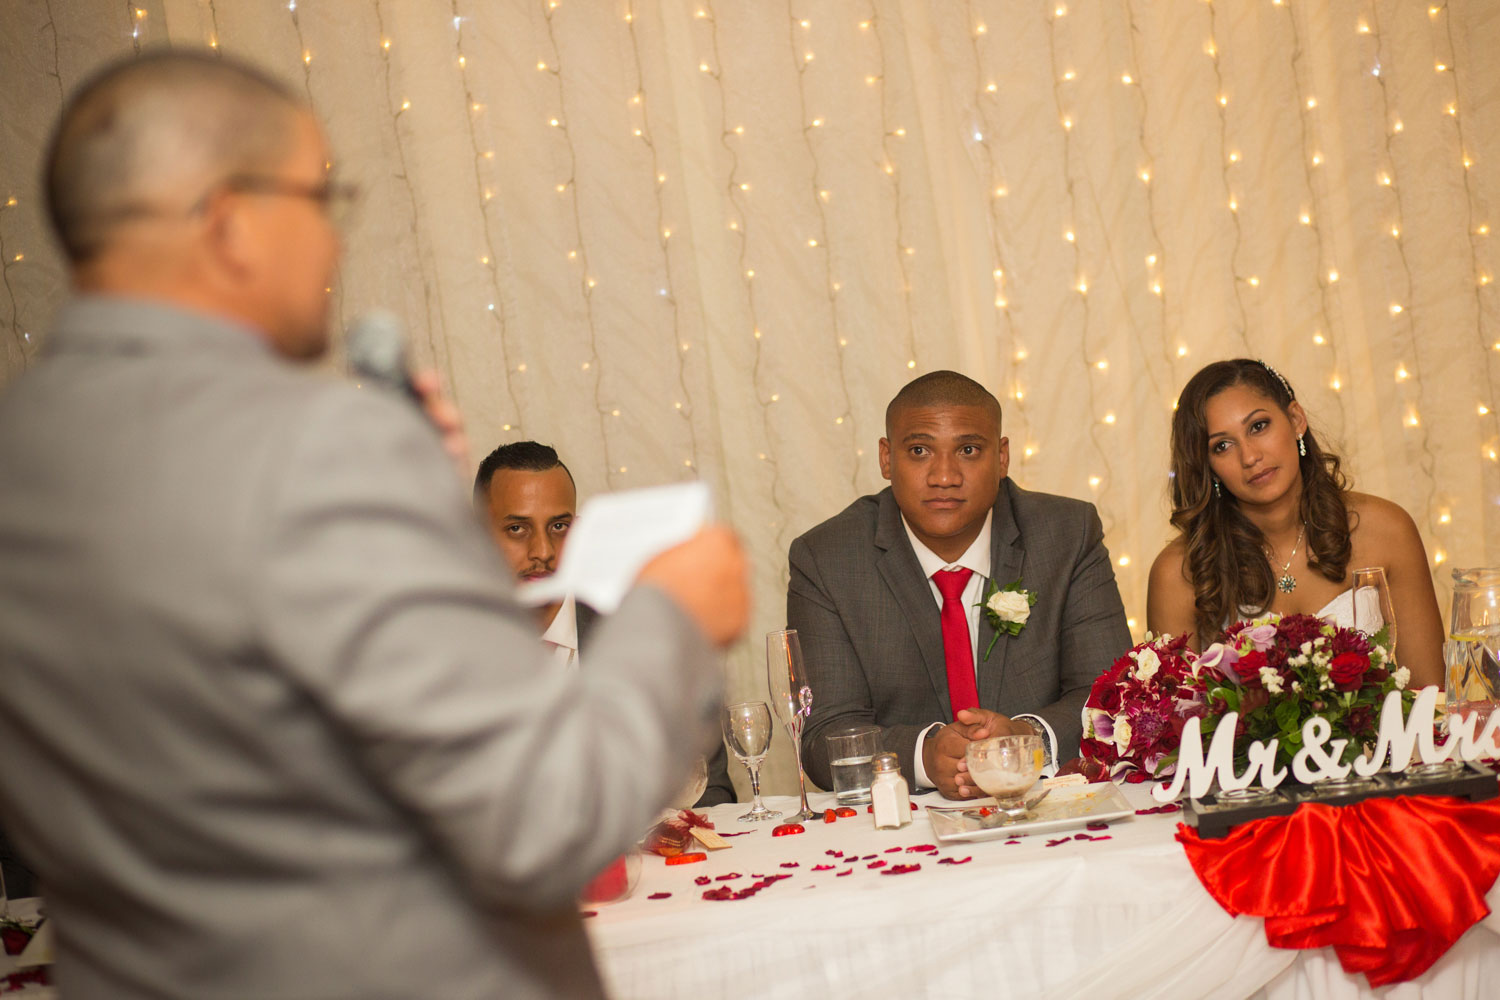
{"left": 1446, "top": 567, "right": 1500, "bottom": 731}
{"left": 824, "top": 725, "right": 881, "bottom": 805}
{"left": 965, "top": 733, "right": 1045, "bottom": 816}
{"left": 668, "top": 754, "right": 709, "bottom": 811}
{"left": 1352, "top": 567, "right": 1396, "bottom": 652}
{"left": 766, "top": 628, "right": 817, "bottom": 822}
{"left": 722, "top": 702, "right": 781, "bottom": 823}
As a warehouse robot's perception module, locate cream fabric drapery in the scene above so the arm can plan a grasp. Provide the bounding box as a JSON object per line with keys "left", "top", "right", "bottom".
{"left": 3, "top": 1, "right": 1498, "bottom": 792}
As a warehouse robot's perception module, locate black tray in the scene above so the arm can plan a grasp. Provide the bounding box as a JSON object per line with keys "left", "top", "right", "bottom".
{"left": 1182, "top": 760, "right": 1499, "bottom": 838}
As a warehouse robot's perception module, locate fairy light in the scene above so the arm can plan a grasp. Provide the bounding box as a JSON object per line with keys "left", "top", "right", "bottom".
{"left": 1118, "top": 555, "right": 1131, "bottom": 567}
{"left": 1479, "top": 405, "right": 1491, "bottom": 416}
{"left": 1089, "top": 476, "right": 1101, "bottom": 489}
{"left": 1328, "top": 269, "right": 1339, "bottom": 283}
{"left": 1095, "top": 359, "right": 1108, "bottom": 371}
{"left": 1440, "top": 510, "right": 1453, "bottom": 523}
{"left": 1313, "top": 333, "right": 1326, "bottom": 345}
{"left": 1300, "top": 211, "right": 1311, "bottom": 225}
{"left": 1121, "top": 73, "right": 1133, "bottom": 85}
{"left": 1103, "top": 412, "right": 1117, "bottom": 425}
{"left": 1390, "top": 303, "right": 1403, "bottom": 315}
{"left": 1435, "top": 550, "right": 1448, "bottom": 565}
{"left": 1331, "top": 376, "right": 1343, "bottom": 391}
{"left": 1396, "top": 365, "right": 1410, "bottom": 381}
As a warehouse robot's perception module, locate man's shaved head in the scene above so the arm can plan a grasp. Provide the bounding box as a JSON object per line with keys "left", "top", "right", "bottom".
{"left": 45, "top": 50, "right": 305, "bottom": 261}
{"left": 885, "top": 370, "right": 1002, "bottom": 437}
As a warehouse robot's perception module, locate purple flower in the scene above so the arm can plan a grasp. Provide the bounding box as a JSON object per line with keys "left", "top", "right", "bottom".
{"left": 1088, "top": 709, "right": 1115, "bottom": 741}
{"left": 1198, "top": 643, "right": 1241, "bottom": 683}
{"left": 1243, "top": 623, "right": 1279, "bottom": 651}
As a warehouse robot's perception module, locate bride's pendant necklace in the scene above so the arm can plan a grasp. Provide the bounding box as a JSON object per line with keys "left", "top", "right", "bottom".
{"left": 1271, "top": 523, "right": 1307, "bottom": 594}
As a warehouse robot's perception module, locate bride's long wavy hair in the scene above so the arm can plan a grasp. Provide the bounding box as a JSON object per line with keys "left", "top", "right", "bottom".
{"left": 1169, "top": 359, "right": 1351, "bottom": 643}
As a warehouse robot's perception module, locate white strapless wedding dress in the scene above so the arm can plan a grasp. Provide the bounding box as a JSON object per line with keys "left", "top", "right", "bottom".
{"left": 1309, "top": 586, "right": 1384, "bottom": 631}
{"left": 1240, "top": 586, "right": 1384, "bottom": 630}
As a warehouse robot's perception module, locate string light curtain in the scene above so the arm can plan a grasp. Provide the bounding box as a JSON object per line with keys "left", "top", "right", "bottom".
{"left": 2, "top": 0, "right": 1498, "bottom": 793}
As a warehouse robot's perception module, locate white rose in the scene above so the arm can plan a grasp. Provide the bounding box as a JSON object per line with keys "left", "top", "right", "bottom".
{"left": 1132, "top": 648, "right": 1161, "bottom": 683}
{"left": 987, "top": 590, "right": 1031, "bottom": 624}
{"left": 1113, "top": 716, "right": 1133, "bottom": 751}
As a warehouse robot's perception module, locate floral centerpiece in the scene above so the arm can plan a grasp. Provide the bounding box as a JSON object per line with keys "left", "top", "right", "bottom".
{"left": 1080, "top": 613, "right": 1414, "bottom": 781}
{"left": 1079, "top": 633, "right": 1210, "bottom": 782}
{"left": 1197, "top": 612, "right": 1412, "bottom": 772}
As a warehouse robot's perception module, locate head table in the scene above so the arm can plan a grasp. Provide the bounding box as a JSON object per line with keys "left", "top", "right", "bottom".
{"left": 586, "top": 784, "right": 1500, "bottom": 1000}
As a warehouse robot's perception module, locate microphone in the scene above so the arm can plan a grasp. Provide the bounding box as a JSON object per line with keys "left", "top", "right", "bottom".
{"left": 346, "top": 310, "right": 421, "bottom": 403}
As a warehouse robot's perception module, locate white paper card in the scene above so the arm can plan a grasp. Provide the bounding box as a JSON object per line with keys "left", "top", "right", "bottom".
{"left": 514, "top": 481, "right": 712, "bottom": 613}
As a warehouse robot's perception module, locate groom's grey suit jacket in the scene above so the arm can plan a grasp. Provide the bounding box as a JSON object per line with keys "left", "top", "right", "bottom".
{"left": 789, "top": 480, "right": 1131, "bottom": 787}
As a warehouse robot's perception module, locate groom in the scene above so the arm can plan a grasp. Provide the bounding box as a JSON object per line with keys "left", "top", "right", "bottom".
{"left": 788, "top": 371, "right": 1130, "bottom": 797}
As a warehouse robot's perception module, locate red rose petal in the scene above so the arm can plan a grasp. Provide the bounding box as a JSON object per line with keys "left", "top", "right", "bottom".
{"left": 882, "top": 863, "right": 921, "bottom": 875}
{"left": 936, "top": 856, "right": 972, "bottom": 865}
{"left": 694, "top": 876, "right": 711, "bottom": 885}
{"left": 648, "top": 892, "right": 671, "bottom": 900}
{"left": 1004, "top": 839, "right": 1021, "bottom": 845}
{"left": 884, "top": 846, "right": 903, "bottom": 853}
{"left": 835, "top": 869, "right": 853, "bottom": 877}
{"left": 718, "top": 831, "right": 757, "bottom": 837}
{"left": 825, "top": 850, "right": 843, "bottom": 857}
{"left": 867, "top": 860, "right": 887, "bottom": 869}
{"left": 813, "top": 864, "right": 835, "bottom": 871}
{"left": 860, "top": 854, "right": 877, "bottom": 860}
{"left": 910, "top": 802, "right": 918, "bottom": 810}
{"left": 1086, "top": 821, "right": 1110, "bottom": 830}
{"left": 779, "top": 862, "right": 800, "bottom": 868}
{"left": 906, "top": 844, "right": 937, "bottom": 853}
{"left": 715, "top": 872, "right": 742, "bottom": 881}
{"left": 1093, "top": 835, "right": 1113, "bottom": 841}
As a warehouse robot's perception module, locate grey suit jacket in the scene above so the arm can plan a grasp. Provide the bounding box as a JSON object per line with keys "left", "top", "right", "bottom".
{"left": 577, "top": 604, "right": 733, "bottom": 806}
{"left": 788, "top": 481, "right": 1131, "bottom": 787}
{"left": 0, "top": 298, "right": 722, "bottom": 1000}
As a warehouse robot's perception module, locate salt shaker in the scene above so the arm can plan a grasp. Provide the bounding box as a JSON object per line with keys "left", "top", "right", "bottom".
{"left": 870, "top": 752, "right": 911, "bottom": 829}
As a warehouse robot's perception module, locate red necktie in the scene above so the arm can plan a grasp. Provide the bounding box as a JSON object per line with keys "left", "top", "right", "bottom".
{"left": 933, "top": 568, "right": 978, "bottom": 719}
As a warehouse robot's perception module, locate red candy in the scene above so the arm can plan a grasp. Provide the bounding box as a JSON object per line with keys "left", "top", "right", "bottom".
{"left": 771, "top": 823, "right": 806, "bottom": 837}
{"left": 664, "top": 852, "right": 706, "bottom": 865}
{"left": 824, "top": 809, "right": 837, "bottom": 823}
{"left": 835, "top": 807, "right": 858, "bottom": 817}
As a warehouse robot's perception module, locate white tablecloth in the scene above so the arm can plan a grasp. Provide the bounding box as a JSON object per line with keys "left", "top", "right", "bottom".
{"left": 586, "top": 786, "right": 1500, "bottom": 1000}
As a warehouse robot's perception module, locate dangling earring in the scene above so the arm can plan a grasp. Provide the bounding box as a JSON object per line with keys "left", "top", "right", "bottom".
{"left": 1213, "top": 479, "right": 1222, "bottom": 499}
{"left": 1298, "top": 434, "right": 1306, "bottom": 458}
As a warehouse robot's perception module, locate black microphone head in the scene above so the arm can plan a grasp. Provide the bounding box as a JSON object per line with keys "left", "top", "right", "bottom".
{"left": 346, "top": 310, "right": 415, "bottom": 398}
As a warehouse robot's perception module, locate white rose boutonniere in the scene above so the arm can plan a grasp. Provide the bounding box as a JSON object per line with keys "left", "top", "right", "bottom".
{"left": 977, "top": 578, "right": 1038, "bottom": 660}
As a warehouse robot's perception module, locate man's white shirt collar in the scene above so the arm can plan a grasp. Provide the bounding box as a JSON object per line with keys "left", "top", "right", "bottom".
{"left": 901, "top": 509, "right": 993, "bottom": 581}
{"left": 540, "top": 592, "right": 580, "bottom": 670}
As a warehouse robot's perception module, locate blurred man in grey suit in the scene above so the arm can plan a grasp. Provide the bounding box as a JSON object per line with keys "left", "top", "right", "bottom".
{"left": 0, "top": 51, "right": 747, "bottom": 1000}
{"left": 472, "top": 440, "right": 736, "bottom": 806}
{"left": 789, "top": 371, "right": 1130, "bottom": 798}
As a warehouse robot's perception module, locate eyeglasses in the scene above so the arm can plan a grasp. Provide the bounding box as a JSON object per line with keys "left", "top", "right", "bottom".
{"left": 198, "top": 173, "right": 362, "bottom": 226}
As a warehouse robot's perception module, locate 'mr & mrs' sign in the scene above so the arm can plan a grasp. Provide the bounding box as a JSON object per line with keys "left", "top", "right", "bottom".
{"left": 1152, "top": 687, "right": 1494, "bottom": 802}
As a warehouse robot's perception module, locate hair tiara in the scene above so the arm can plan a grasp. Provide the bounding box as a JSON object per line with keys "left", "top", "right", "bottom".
{"left": 1257, "top": 359, "right": 1295, "bottom": 401}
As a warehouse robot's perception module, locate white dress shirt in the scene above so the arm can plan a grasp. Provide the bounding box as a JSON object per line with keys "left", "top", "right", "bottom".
{"left": 540, "top": 592, "right": 581, "bottom": 672}
{"left": 901, "top": 512, "right": 1058, "bottom": 788}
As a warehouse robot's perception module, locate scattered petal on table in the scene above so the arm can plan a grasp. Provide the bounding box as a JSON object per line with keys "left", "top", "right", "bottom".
{"left": 715, "top": 873, "right": 742, "bottom": 881}
{"left": 883, "top": 846, "right": 903, "bottom": 853}
{"left": 835, "top": 869, "right": 853, "bottom": 877}
{"left": 1086, "top": 821, "right": 1111, "bottom": 831}
{"left": 905, "top": 844, "right": 937, "bottom": 853}
{"left": 648, "top": 892, "right": 671, "bottom": 900}
{"left": 779, "top": 862, "right": 800, "bottom": 868}
{"left": 867, "top": 860, "right": 887, "bottom": 869}
{"left": 694, "top": 876, "right": 711, "bottom": 885}
{"left": 882, "top": 863, "right": 921, "bottom": 875}
{"left": 812, "top": 864, "right": 835, "bottom": 871}
{"left": 936, "top": 856, "right": 972, "bottom": 865}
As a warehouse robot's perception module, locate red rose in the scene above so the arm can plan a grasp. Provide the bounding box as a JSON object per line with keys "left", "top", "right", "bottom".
{"left": 1329, "top": 652, "right": 1370, "bottom": 691}
{"left": 1237, "top": 651, "right": 1268, "bottom": 688}
{"left": 1, "top": 928, "right": 31, "bottom": 956}
{"left": 1087, "top": 662, "right": 1127, "bottom": 714}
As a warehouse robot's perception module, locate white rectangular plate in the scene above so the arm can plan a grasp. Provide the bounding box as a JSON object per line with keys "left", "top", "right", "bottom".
{"left": 925, "top": 782, "right": 1134, "bottom": 843}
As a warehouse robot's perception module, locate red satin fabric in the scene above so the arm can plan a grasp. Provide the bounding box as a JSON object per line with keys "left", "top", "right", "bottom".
{"left": 1177, "top": 795, "right": 1500, "bottom": 986}
{"left": 933, "top": 569, "right": 978, "bottom": 719}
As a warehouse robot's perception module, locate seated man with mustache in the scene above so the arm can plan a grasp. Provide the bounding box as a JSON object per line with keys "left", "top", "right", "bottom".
{"left": 475, "top": 440, "right": 735, "bottom": 805}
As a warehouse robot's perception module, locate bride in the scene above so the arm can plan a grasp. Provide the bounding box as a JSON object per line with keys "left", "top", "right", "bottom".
{"left": 1147, "top": 358, "right": 1444, "bottom": 690}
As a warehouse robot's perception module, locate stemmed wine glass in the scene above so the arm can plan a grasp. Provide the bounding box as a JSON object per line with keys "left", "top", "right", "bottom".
{"left": 1353, "top": 566, "right": 1397, "bottom": 654}
{"left": 722, "top": 702, "right": 781, "bottom": 823}
{"left": 767, "top": 628, "right": 816, "bottom": 822}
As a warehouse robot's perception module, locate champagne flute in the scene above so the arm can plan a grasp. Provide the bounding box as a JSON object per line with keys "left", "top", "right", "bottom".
{"left": 722, "top": 702, "right": 781, "bottom": 823}
{"left": 767, "top": 628, "right": 817, "bottom": 822}
{"left": 1353, "top": 566, "right": 1397, "bottom": 655}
